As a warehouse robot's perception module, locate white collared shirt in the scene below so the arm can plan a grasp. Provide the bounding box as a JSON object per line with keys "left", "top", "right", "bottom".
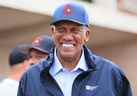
{"left": 49, "top": 49, "right": 88, "bottom": 96}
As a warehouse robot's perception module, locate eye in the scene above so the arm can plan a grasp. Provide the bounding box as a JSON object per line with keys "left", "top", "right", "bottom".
{"left": 56, "top": 27, "right": 66, "bottom": 34}
{"left": 71, "top": 28, "right": 80, "bottom": 34}
{"left": 71, "top": 27, "right": 83, "bottom": 35}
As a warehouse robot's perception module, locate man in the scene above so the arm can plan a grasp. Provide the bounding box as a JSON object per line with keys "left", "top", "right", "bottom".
{"left": 18, "top": 3, "right": 132, "bottom": 96}
{"left": 0, "top": 44, "right": 31, "bottom": 96}
{"left": 28, "top": 35, "right": 54, "bottom": 65}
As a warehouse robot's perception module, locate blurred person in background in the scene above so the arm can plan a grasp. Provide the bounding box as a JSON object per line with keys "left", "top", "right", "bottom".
{"left": 0, "top": 77, "right": 2, "bottom": 81}
{"left": 0, "top": 75, "right": 5, "bottom": 82}
{"left": 0, "top": 44, "right": 31, "bottom": 96}
{"left": 28, "top": 35, "right": 54, "bottom": 65}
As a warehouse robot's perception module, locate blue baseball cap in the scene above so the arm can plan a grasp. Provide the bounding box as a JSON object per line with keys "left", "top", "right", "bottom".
{"left": 30, "top": 35, "right": 54, "bottom": 54}
{"left": 51, "top": 3, "right": 89, "bottom": 26}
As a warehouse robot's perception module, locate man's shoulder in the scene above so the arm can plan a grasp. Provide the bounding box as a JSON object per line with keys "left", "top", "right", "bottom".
{"left": 29, "top": 59, "right": 49, "bottom": 71}
{"left": 91, "top": 54, "right": 122, "bottom": 73}
{"left": 19, "top": 58, "right": 53, "bottom": 87}
{"left": 83, "top": 46, "right": 121, "bottom": 71}
{"left": 93, "top": 54, "right": 127, "bottom": 80}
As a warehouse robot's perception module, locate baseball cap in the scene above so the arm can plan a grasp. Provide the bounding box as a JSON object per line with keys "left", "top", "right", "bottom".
{"left": 30, "top": 35, "right": 54, "bottom": 54}
{"left": 9, "top": 44, "right": 31, "bottom": 66}
{"left": 51, "top": 3, "right": 89, "bottom": 26}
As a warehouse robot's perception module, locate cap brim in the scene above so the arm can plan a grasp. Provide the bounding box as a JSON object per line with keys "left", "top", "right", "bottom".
{"left": 50, "top": 19, "right": 85, "bottom": 26}
{"left": 30, "top": 46, "right": 49, "bottom": 54}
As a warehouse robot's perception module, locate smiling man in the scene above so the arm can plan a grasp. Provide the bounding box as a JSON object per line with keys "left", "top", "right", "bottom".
{"left": 17, "top": 3, "right": 132, "bottom": 96}
{"left": 51, "top": 21, "right": 89, "bottom": 70}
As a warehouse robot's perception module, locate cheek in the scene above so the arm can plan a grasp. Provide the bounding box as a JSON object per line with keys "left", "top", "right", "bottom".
{"left": 53, "top": 34, "right": 62, "bottom": 45}
{"left": 75, "top": 35, "right": 85, "bottom": 45}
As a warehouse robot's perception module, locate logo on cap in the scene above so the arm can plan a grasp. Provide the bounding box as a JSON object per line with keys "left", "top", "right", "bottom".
{"left": 32, "top": 37, "right": 41, "bottom": 46}
{"left": 64, "top": 4, "right": 72, "bottom": 16}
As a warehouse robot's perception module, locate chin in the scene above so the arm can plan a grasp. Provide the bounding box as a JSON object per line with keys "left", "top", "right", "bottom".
{"left": 57, "top": 46, "right": 81, "bottom": 59}
{"left": 60, "top": 51, "right": 75, "bottom": 58}
{"left": 60, "top": 53, "right": 76, "bottom": 62}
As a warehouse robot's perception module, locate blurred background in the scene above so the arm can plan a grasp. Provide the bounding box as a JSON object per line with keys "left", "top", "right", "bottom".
{"left": 0, "top": 0, "right": 137, "bottom": 95}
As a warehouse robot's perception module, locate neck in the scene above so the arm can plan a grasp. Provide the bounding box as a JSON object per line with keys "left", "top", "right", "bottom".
{"left": 9, "top": 73, "right": 21, "bottom": 81}
{"left": 9, "top": 70, "right": 24, "bottom": 81}
{"left": 9, "top": 66, "right": 25, "bottom": 81}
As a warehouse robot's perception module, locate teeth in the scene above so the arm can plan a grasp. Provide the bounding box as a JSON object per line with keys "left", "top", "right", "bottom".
{"left": 62, "top": 44, "right": 73, "bottom": 48}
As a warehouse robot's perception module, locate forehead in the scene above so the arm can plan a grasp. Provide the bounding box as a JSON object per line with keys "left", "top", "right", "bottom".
{"left": 54, "top": 20, "right": 82, "bottom": 27}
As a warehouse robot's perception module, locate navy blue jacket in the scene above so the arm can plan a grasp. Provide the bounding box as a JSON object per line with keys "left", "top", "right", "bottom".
{"left": 17, "top": 46, "right": 132, "bottom": 96}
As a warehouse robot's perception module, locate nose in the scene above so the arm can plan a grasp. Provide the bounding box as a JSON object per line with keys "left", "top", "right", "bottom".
{"left": 62, "top": 32, "right": 74, "bottom": 42}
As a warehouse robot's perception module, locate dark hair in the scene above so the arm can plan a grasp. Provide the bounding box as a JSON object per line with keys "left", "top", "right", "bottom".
{"left": 9, "top": 44, "right": 30, "bottom": 67}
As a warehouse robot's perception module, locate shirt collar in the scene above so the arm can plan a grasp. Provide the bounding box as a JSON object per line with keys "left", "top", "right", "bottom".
{"left": 49, "top": 48, "right": 63, "bottom": 76}
{"left": 72, "top": 49, "right": 88, "bottom": 72}
{"left": 49, "top": 48, "right": 88, "bottom": 76}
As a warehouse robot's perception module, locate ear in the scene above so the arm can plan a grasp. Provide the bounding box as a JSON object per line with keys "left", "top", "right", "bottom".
{"left": 84, "top": 27, "right": 90, "bottom": 42}
{"left": 50, "top": 25, "right": 57, "bottom": 44}
{"left": 50, "top": 25, "right": 56, "bottom": 38}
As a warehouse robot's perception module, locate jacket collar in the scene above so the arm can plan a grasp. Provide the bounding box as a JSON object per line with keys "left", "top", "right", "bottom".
{"left": 83, "top": 45, "right": 96, "bottom": 70}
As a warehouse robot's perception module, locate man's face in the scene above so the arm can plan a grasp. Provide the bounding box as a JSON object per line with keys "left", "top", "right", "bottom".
{"left": 51, "top": 21, "right": 90, "bottom": 61}
{"left": 29, "top": 49, "right": 48, "bottom": 65}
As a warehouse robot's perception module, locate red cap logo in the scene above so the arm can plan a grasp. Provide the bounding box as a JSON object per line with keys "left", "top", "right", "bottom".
{"left": 32, "top": 37, "right": 41, "bottom": 46}
{"left": 64, "top": 4, "right": 72, "bottom": 16}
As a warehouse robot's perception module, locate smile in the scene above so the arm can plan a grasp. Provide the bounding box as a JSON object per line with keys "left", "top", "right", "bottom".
{"left": 62, "top": 44, "right": 74, "bottom": 48}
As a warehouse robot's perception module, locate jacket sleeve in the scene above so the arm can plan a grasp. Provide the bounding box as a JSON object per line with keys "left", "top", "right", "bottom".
{"left": 111, "top": 67, "right": 132, "bottom": 96}
{"left": 17, "top": 72, "right": 28, "bottom": 96}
